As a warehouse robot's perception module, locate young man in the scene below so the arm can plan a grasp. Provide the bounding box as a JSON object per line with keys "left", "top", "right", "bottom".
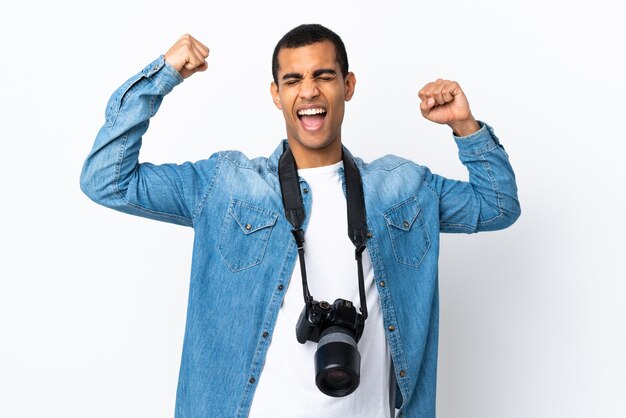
{"left": 80, "top": 24, "right": 520, "bottom": 418}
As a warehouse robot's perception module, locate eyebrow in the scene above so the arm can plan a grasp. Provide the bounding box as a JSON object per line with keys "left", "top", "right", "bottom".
{"left": 313, "top": 68, "right": 337, "bottom": 77}
{"left": 281, "top": 68, "right": 337, "bottom": 81}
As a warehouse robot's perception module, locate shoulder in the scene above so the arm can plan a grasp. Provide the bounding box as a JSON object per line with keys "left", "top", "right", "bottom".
{"left": 213, "top": 150, "right": 271, "bottom": 170}
{"left": 354, "top": 154, "right": 438, "bottom": 199}
{"left": 356, "top": 154, "right": 427, "bottom": 177}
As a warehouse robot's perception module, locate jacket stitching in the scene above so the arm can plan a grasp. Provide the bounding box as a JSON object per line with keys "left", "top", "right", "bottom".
{"left": 191, "top": 152, "right": 224, "bottom": 225}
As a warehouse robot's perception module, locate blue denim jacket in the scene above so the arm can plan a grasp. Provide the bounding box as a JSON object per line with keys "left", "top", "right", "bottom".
{"left": 80, "top": 56, "right": 520, "bottom": 418}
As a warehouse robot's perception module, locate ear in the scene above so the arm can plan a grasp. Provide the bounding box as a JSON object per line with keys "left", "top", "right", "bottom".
{"left": 270, "top": 82, "right": 282, "bottom": 110}
{"left": 344, "top": 72, "right": 356, "bottom": 102}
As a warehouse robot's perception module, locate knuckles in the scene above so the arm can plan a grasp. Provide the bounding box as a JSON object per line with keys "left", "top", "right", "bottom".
{"left": 178, "top": 34, "right": 198, "bottom": 50}
{"left": 419, "top": 79, "right": 463, "bottom": 101}
{"left": 419, "top": 79, "right": 461, "bottom": 98}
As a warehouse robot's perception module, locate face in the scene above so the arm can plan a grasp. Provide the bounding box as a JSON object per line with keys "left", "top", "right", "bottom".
{"left": 270, "top": 41, "right": 356, "bottom": 167}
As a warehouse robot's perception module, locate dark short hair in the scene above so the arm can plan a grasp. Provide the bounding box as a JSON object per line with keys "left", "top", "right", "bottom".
{"left": 272, "top": 24, "right": 349, "bottom": 85}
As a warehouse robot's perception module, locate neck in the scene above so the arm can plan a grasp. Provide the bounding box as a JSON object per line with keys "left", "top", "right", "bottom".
{"left": 288, "top": 140, "right": 342, "bottom": 169}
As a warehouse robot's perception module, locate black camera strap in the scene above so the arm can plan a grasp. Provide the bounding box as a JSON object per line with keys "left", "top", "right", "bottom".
{"left": 278, "top": 145, "right": 368, "bottom": 320}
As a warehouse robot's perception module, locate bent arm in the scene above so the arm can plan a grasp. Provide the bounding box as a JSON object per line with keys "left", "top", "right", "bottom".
{"left": 79, "top": 56, "right": 218, "bottom": 227}
{"left": 430, "top": 122, "right": 521, "bottom": 233}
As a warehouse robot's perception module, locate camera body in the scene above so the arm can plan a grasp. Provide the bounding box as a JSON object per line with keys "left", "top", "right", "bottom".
{"left": 295, "top": 298, "right": 365, "bottom": 397}
{"left": 296, "top": 298, "right": 364, "bottom": 344}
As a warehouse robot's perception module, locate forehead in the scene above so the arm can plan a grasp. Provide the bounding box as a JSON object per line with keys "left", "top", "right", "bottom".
{"left": 276, "top": 41, "right": 339, "bottom": 75}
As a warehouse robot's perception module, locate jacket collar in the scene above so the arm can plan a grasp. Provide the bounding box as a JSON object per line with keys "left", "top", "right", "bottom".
{"left": 266, "top": 140, "right": 359, "bottom": 176}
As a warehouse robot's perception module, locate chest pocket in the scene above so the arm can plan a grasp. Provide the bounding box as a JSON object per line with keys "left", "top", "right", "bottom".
{"left": 218, "top": 199, "right": 279, "bottom": 272}
{"left": 383, "top": 197, "right": 431, "bottom": 268}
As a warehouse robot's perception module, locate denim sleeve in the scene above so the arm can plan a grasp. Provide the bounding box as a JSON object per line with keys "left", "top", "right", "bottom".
{"left": 79, "top": 56, "right": 219, "bottom": 227}
{"left": 428, "top": 122, "right": 521, "bottom": 233}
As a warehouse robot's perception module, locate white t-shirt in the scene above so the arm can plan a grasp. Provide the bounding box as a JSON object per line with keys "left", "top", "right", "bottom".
{"left": 249, "top": 161, "right": 391, "bottom": 417}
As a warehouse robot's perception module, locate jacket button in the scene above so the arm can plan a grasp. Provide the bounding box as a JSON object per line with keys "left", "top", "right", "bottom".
{"left": 388, "top": 325, "right": 395, "bottom": 332}
{"left": 379, "top": 281, "right": 385, "bottom": 287}
{"left": 245, "top": 223, "right": 252, "bottom": 230}
{"left": 402, "top": 221, "right": 410, "bottom": 228}
{"left": 367, "top": 232, "right": 373, "bottom": 238}
{"left": 399, "top": 370, "right": 406, "bottom": 378}
{"left": 303, "top": 188, "right": 309, "bottom": 194}
{"left": 262, "top": 331, "right": 269, "bottom": 338}
{"left": 249, "top": 377, "right": 256, "bottom": 384}
{"left": 278, "top": 284, "right": 284, "bottom": 291}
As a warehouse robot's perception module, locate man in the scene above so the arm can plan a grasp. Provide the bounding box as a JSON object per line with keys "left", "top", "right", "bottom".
{"left": 80, "top": 24, "right": 520, "bottom": 418}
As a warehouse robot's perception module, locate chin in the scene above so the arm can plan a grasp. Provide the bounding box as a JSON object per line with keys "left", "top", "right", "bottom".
{"left": 298, "top": 139, "right": 336, "bottom": 151}
{"left": 296, "top": 132, "right": 339, "bottom": 150}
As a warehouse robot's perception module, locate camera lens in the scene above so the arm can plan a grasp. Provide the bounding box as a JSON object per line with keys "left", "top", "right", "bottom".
{"left": 324, "top": 370, "right": 351, "bottom": 390}
{"left": 314, "top": 326, "right": 361, "bottom": 397}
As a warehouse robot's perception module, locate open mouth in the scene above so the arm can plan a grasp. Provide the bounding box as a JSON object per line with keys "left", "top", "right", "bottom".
{"left": 297, "top": 107, "right": 327, "bottom": 131}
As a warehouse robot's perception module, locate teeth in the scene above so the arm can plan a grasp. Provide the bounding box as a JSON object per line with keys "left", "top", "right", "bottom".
{"left": 297, "top": 108, "right": 326, "bottom": 116}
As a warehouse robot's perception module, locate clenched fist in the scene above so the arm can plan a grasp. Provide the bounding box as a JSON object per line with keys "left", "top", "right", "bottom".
{"left": 164, "top": 34, "right": 210, "bottom": 79}
{"left": 418, "top": 79, "right": 480, "bottom": 137}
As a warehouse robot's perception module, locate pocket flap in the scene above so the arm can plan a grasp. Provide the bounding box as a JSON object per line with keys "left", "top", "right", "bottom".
{"left": 383, "top": 197, "right": 421, "bottom": 231}
{"left": 228, "top": 199, "right": 279, "bottom": 234}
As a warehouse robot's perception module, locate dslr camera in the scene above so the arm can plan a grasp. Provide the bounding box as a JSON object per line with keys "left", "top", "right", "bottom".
{"left": 295, "top": 298, "right": 365, "bottom": 397}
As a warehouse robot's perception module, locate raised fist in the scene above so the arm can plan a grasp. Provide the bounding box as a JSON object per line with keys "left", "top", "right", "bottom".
{"left": 164, "top": 34, "right": 210, "bottom": 79}
{"left": 418, "top": 79, "right": 479, "bottom": 136}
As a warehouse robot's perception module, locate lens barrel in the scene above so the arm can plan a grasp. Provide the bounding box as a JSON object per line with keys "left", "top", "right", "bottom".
{"left": 314, "top": 326, "right": 361, "bottom": 397}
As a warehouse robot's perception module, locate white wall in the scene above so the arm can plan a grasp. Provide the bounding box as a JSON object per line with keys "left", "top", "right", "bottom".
{"left": 1, "top": 1, "right": 624, "bottom": 417}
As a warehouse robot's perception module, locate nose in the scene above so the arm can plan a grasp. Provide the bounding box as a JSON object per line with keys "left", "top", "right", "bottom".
{"left": 298, "top": 78, "right": 319, "bottom": 100}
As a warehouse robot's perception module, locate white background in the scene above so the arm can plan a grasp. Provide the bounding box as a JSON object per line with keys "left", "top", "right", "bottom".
{"left": 1, "top": 1, "right": 624, "bottom": 417}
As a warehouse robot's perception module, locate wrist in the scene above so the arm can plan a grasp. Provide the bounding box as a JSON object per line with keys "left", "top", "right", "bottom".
{"left": 449, "top": 116, "right": 480, "bottom": 137}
